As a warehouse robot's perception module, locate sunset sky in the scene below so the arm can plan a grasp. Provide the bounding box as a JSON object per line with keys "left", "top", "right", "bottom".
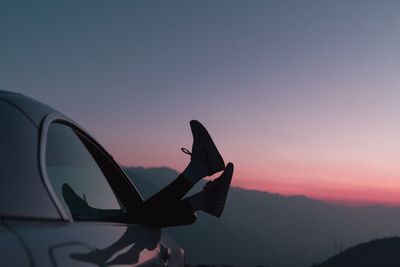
{"left": 2, "top": 1, "right": 400, "bottom": 205}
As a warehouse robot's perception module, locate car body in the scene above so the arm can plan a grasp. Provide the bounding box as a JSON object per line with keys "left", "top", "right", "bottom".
{"left": 0, "top": 91, "right": 184, "bottom": 266}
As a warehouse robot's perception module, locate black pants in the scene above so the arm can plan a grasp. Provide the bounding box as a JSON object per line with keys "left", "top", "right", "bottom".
{"left": 129, "top": 175, "right": 197, "bottom": 228}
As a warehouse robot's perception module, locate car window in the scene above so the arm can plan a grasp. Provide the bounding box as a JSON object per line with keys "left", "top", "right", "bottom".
{"left": 46, "top": 123, "right": 123, "bottom": 221}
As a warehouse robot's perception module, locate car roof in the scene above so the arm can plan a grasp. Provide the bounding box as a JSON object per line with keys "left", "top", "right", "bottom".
{"left": 0, "top": 90, "right": 61, "bottom": 127}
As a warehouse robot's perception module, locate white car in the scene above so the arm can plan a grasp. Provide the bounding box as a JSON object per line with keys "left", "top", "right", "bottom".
{"left": 0, "top": 91, "right": 184, "bottom": 266}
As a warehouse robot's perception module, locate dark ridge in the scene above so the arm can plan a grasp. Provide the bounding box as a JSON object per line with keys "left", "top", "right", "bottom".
{"left": 312, "top": 237, "right": 400, "bottom": 267}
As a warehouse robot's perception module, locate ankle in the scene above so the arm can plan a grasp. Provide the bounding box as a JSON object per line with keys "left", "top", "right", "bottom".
{"left": 186, "top": 191, "right": 206, "bottom": 211}
{"left": 182, "top": 160, "right": 208, "bottom": 185}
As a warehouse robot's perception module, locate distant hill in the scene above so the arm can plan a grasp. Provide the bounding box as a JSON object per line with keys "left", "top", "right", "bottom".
{"left": 312, "top": 237, "right": 400, "bottom": 267}
{"left": 123, "top": 166, "right": 400, "bottom": 267}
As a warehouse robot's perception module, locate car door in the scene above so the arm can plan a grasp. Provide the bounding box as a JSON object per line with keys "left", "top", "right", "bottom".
{"left": 0, "top": 224, "right": 32, "bottom": 266}
{"left": 11, "top": 121, "right": 182, "bottom": 267}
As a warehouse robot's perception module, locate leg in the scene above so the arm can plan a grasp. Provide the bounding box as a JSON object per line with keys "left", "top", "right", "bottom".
{"left": 144, "top": 174, "right": 193, "bottom": 207}
{"left": 132, "top": 120, "right": 227, "bottom": 227}
{"left": 139, "top": 120, "right": 225, "bottom": 213}
{"left": 136, "top": 163, "right": 234, "bottom": 227}
{"left": 136, "top": 199, "right": 197, "bottom": 228}
{"left": 186, "top": 162, "right": 234, "bottom": 218}
{"left": 137, "top": 173, "right": 202, "bottom": 227}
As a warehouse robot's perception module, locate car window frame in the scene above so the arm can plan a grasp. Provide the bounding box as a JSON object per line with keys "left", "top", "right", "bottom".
{"left": 39, "top": 114, "right": 144, "bottom": 222}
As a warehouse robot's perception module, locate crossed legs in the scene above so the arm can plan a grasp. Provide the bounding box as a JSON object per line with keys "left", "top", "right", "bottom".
{"left": 134, "top": 120, "right": 234, "bottom": 227}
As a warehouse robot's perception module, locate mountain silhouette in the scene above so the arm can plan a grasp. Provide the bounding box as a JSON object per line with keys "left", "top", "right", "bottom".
{"left": 124, "top": 166, "right": 400, "bottom": 267}
{"left": 312, "top": 237, "right": 400, "bottom": 267}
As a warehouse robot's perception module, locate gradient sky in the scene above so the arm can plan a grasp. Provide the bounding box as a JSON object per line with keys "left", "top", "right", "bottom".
{"left": 2, "top": 1, "right": 400, "bottom": 205}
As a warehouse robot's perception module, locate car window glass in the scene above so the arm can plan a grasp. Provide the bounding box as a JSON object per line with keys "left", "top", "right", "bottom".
{"left": 46, "top": 123, "right": 122, "bottom": 221}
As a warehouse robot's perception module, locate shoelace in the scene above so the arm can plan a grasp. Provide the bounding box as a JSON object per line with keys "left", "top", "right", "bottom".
{"left": 181, "top": 147, "right": 192, "bottom": 156}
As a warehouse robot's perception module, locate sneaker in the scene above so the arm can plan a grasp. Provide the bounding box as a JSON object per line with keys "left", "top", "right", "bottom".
{"left": 203, "top": 162, "right": 234, "bottom": 217}
{"left": 181, "top": 120, "right": 225, "bottom": 176}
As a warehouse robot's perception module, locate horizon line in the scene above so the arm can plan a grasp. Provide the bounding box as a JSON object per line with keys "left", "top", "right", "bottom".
{"left": 121, "top": 164, "right": 400, "bottom": 208}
